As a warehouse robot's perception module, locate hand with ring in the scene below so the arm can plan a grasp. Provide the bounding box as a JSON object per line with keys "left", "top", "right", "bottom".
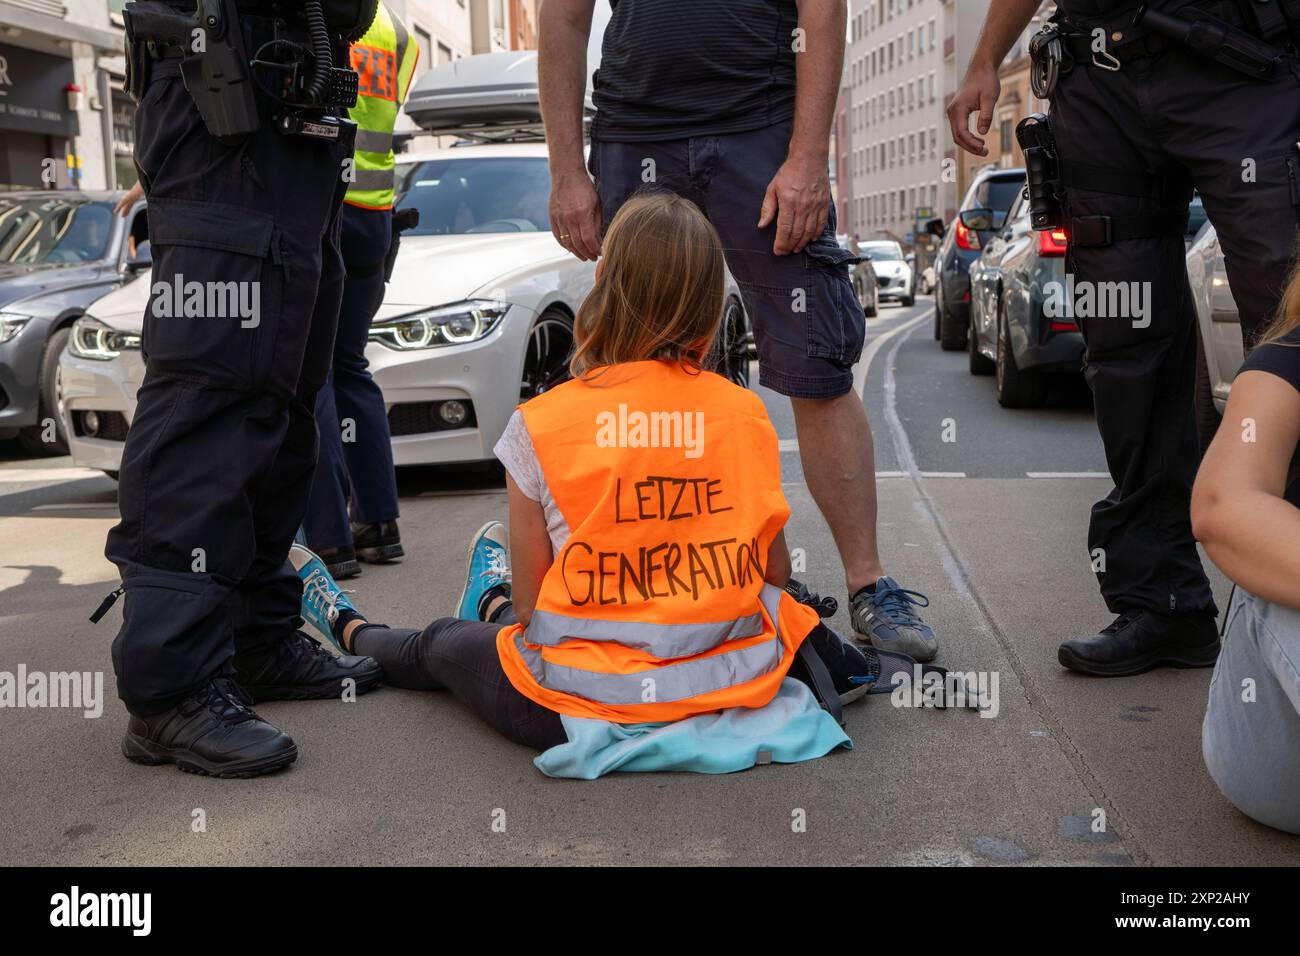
{"left": 548, "top": 170, "right": 603, "bottom": 261}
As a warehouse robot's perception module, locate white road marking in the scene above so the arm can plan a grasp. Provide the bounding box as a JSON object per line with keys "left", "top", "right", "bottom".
{"left": 919, "top": 472, "right": 967, "bottom": 478}
{"left": 853, "top": 309, "right": 924, "bottom": 397}
{"left": 879, "top": 313, "right": 930, "bottom": 479}
{"left": 30, "top": 503, "right": 118, "bottom": 512}
{"left": 1026, "top": 471, "right": 1110, "bottom": 479}
{"left": 0, "top": 468, "right": 106, "bottom": 484}
{"left": 780, "top": 310, "right": 930, "bottom": 454}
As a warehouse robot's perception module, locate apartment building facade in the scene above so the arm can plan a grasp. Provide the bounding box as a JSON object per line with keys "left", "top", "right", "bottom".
{"left": 841, "top": 0, "right": 991, "bottom": 258}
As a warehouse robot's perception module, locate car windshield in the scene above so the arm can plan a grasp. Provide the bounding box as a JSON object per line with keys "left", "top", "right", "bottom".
{"left": 395, "top": 156, "right": 551, "bottom": 235}
{"left": 0, "top": 197, "right": 115, "bottom": 265}
{"left": 861, "top": 241, "right": 904, "bottom": 261}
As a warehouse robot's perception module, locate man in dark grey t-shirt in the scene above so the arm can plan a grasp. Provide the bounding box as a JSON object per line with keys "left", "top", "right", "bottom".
{"left": 539, "top": 0, "right": 941, "bottom": 662}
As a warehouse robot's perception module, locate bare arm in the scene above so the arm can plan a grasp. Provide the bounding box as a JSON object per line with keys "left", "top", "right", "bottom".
{"left": 764, "top": 530, "right": 793, "bottom": 588}
{"left": 760, "top": 0, "right": 845, "bottom": 255}
{"left": 505, "top": 473, "right": 555, "bottom": 627}
{"left": 946, "top": 0, "right": 1041, "bottom": 155}
{"left": 115, "top": 181, "right": 144, "bottom": 217}
{"left": 539, "top": 0, "right": 602, "bottom": 261}
{"left": 1191, "top": 370, "right": 1300, "bottom": 610}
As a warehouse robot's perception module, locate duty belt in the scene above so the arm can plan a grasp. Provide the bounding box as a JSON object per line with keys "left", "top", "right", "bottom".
{"left": 1030, "top": 0, "right": 1297, "bottom": 96}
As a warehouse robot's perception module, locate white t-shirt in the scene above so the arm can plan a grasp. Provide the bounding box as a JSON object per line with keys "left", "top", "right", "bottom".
{"left": 492, "top": 409, "right": 570, "bottom": 556}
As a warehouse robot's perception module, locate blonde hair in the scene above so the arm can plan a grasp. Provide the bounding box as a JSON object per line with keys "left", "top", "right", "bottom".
{"left": 1258, "top": 256, "right": 1300, "bottom": 347}
{"left": 570, "top": 190, "right": 725, "bottom": 379}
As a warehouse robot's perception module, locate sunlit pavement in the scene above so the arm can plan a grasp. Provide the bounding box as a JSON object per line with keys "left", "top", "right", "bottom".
{"left": 3, "top": 296, "right": 1297, "bottom": 865}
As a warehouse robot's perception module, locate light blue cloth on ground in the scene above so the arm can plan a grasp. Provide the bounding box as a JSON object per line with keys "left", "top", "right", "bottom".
{"left": 533, "top": 678, "right": 852, "bottom": 779}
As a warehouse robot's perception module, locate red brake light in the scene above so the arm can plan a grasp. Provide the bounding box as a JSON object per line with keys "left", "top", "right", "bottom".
{"left": 955, "top": 218, "right": 980, "bottom": 251}
{"left": 1039, "top": 227, "right": 1068, "bottom": 257}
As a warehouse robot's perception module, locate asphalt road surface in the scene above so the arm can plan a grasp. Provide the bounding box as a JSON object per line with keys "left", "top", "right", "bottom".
{"left": 2, "top": 297, "right": 1297, "bottom": 866}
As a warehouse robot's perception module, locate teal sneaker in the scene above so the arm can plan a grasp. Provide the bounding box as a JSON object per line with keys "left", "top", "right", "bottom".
{"left": 455, "top": 521, "right": 511, "bottom": 620}
{"left": 290, "top": 543, "right": 357, "bottom": 651}
{"left": 850, "top": 576, "right": 938, "bottom": 662}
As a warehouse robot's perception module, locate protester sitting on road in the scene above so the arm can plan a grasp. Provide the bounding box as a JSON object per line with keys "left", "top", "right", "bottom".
{"left": 288, "top": 192, "right": 886, "bottom": 777}
{"left": 1192, "top": 262, "right": 1300, "bottom": 834}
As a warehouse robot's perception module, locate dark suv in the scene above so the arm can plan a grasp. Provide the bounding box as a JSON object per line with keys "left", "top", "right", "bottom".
{"left": 931, "top": 166, "right": 1026, "bottom": 351}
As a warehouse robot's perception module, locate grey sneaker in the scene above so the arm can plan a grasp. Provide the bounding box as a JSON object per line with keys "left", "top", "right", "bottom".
{"left": 850, "top": 576, "right": 938, "bottom": 662}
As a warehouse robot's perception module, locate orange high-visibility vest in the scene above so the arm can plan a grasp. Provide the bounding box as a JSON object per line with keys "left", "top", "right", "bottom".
{"left": 496, "top": 360, "right": 821, "bottom": 723}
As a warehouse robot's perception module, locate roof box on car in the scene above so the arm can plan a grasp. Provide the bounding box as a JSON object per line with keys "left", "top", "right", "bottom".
{"left": 404, "top": 51, "right": 594, "bottom": 142}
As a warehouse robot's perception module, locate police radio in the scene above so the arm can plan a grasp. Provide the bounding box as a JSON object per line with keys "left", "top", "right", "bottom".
{"left": 124, "top": 0, "right": 369, "bottom": 143}
{"left": 250, "top": 0, "right": 360, "bottom": 141}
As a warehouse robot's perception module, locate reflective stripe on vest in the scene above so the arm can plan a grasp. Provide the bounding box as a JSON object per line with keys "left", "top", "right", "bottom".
{"left": 525, "top": 607, "right": 766, "bottom": 658}
{"left": 345, "top": 3, "right": 419, "bottom": 210}
{"left": 511, "top": 585, "right": 786, "bottom": 706}
{"left": 494, "top": 361, "right": 822, "bottom": 724}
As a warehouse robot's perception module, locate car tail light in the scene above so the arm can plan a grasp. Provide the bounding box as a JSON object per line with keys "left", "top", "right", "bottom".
{"left": 1038, "top": 227, "right": 1069, "bottom": 257}
{"left": 955, "top": 218, "right": 981, "bottom": 251}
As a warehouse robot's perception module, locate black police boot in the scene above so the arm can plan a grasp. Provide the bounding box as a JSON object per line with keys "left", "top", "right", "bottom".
{"left": 234, "top": 630, "right": 383, "bottom": 702}
{"left": 317, "top": 544, "right": 362, "bottom": 579}
{"left": 352, "top": 520, "right": 404, "bottom": 564}
{"left": 122, "top": 677, "right": 297, "bottom": 778}
{"left": 1058, "top": 609, "right": 1220, "bottom": 677}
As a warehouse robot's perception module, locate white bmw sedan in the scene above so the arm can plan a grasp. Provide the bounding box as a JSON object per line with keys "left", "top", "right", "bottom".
{"left": 61, "top": 141, "right": 750, "bottom": 476}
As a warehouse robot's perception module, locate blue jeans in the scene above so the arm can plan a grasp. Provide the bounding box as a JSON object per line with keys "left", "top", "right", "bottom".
{"left": 1202, "top": 588, "right": 1300, "bottom": 833}
{"left": 303, "top": 204, "right": 399, "bottom": 551}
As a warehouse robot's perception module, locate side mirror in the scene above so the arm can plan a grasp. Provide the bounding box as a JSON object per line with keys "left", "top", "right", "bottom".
{"left": 124, "top": 240, "right": 152, "bottom": 273}
{"left": 925, "top": 217, "right": 945, "bottom": 238}
{"left": 959, "top": 208, "right": 995, "bottom": 232}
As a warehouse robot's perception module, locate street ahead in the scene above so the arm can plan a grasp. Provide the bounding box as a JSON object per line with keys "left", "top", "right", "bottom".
{"left": 2, "top": 297, "right": 1297, "bottom": 866}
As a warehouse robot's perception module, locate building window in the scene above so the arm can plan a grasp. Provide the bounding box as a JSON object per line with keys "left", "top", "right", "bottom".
{"left": 1000, "top": 119, "right": 1013, "bottom": 154}
{"left": 414, "top": 26, "right": 433, "bottom": 73}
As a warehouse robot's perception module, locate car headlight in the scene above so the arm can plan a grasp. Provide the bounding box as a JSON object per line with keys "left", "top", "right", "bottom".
{"left": 69, "top": 316, "right": 142, "bottom": 361}
{"left": 369, "top": 300, "right": 509, "bottom": 351}
{"left": 0, "top": 312, "right": 31, "bottom": 345}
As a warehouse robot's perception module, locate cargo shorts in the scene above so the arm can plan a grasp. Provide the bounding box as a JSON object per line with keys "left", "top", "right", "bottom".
{"left": 589, "top": 119, "right": 865, "bottom": 399}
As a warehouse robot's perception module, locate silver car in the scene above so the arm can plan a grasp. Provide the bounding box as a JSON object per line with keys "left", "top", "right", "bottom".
{"left": 1187, "top": 223, "right": 1244, "bottom": 451}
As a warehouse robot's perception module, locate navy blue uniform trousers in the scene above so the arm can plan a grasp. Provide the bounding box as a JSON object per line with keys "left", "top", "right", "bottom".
{"left": 105, "top": 56, "right": 353, "bottom": 716}
{"left": 303, "top": 203, "right": 399, "bottom": 551}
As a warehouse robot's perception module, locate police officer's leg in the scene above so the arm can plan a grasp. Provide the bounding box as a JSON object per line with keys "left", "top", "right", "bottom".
{"left": 226, "top": 168, "right": 382, "bottom": 702}
{"left": 302, "top": 366, "right": 357, "bottom": 566}
{"left": 1159, "top": 46, "right": 1300, "bottom": 348}
{"left": 1049, "top": 55, "right": 1219, "bottom": 674}
{"left": 331, "top": 205, "right": 401, "bottom": 558}
{"left": 105, "top": 62, "right": 308, "bottom": 773}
